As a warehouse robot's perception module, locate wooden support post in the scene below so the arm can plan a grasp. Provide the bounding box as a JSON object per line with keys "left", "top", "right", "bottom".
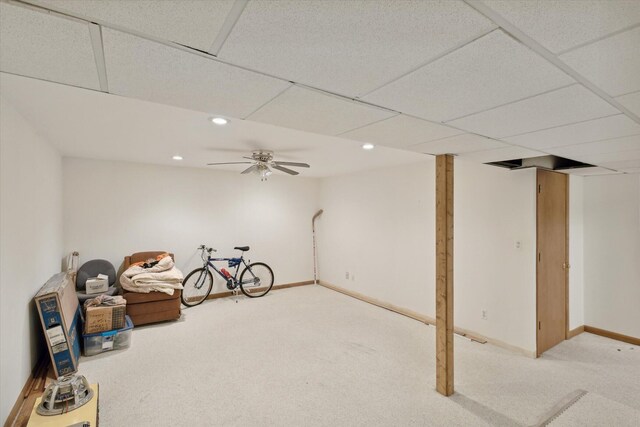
{"left": 435, "top": 154, "right": 454, "bottom": 396}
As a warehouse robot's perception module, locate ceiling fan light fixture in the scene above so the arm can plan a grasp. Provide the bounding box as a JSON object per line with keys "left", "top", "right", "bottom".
{"left": 210, "top": 117, "right": 228, "bottom": 126}
{"left": 362, "top": 143, "right": 375, "bottom": 150}
{"left": 256, "top": 164, "right": 271, "bottom": 181}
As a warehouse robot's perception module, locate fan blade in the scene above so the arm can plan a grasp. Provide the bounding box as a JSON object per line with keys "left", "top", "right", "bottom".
{"left": 241, "top": 164, "right": 259, "bottom": 174}
{"left": 274, "top": 161, "right": 310, "bottom": 168}
{"left": 207, "top": 162, "right": 253, "bottom": 166}
{"left": 272, "top": 165, "right": 299, "bottom": 175}
{"left": 242, "top": 156, "right": 255, "bottom": 161}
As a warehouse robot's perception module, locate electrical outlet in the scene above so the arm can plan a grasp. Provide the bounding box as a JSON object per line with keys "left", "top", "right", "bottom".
{"left": 516, "top": 241, "right": 521, "bottom": 249}
{"left": 481, "top": 309, "right": 488, "bottom": 320}
{"left": 345, "top": 271, "right": 349, "bottom": 280}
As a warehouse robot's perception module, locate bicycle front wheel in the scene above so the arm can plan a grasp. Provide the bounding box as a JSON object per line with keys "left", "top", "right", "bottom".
{"left": 181, "top": 268, "right": 213, "bottom": 307}
{"left": 239, "top": 262, "right": 274, "bottom": 298}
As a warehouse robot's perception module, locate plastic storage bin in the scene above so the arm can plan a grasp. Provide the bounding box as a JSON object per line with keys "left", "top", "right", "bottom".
{"left": 83, "top": 315, "right": 133, "bottom": 356}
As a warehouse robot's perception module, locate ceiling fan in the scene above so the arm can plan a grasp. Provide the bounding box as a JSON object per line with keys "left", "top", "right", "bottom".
{"left": 207, "top": 150, "right": 310, "bottom": 181}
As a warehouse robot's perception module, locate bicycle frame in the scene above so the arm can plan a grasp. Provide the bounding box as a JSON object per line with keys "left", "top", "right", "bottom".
{"left": 196, "top": 249, "right": 258, "bottom": 289}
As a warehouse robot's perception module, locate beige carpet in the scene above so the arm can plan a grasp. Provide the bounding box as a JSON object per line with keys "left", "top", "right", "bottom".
{"left": 76, "top": 285, "right": 640, "bottom": 426}
{"left": 548, "top": 392, "right": 640, "bottom": 426}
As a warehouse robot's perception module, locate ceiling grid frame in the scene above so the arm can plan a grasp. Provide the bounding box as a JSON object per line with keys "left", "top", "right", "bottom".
{"left": 88, "top": 23, "right": 108, "bottom": 92}
{"left": 554, "top": 22, "right": 640, "bottom": 56}
{"left": 356, "top": 26, "right": 499, "bottom": 99}
{"left": 463, "top": 0, "right": 640, "bottom": 125}
{"left": 7, "top": 0, "right": 496, "bottom": 152}
{"left": 1, "top": 0, "right": 638, "bottom": 174}
{"left": 207, "top": 0, "right": 249, "bottom": 55}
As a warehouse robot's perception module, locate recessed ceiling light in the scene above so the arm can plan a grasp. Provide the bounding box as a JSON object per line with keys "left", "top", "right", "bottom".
{"left": 211, "top": 117, "right": 228, "bottom": 125}
{"left": 172, "top": 155, "right": 183, "bottom": 161}
{"left": 362, "top": 143, "right": 375, "bottom": 150}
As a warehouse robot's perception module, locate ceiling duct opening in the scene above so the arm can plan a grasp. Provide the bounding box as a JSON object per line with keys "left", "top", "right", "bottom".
{"left": 486, "top": 155, "right": 594, "bottom": 171}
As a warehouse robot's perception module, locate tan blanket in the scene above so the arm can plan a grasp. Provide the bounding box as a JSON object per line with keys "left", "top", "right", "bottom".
{"left": 121, "top": 255, "right": 184, "bottom": 295}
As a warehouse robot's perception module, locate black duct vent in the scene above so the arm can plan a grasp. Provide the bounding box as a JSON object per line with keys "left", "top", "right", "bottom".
{"left": 486, "top": 155, "right": 594, "bottom": 171}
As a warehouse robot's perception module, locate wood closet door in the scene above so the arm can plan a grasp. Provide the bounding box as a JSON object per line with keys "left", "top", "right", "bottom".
{"left": 536, "top": 169, "right": 568, "bottom": 356}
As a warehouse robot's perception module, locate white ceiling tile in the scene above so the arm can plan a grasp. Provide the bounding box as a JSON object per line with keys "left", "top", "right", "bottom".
{"left": 102, "top": 29, "right": 291, "bottom": 119}
{"left": 1, "top": 72, "right": 425, "bottom": 178}
{"left": 546, "top": 135, "right": 640, "bottom": 160}
{"left": 457, "top": 146, "right": 545, "bottom": 163}
{"left": 505, "top": 114, "right": 640, "bottom": 150}
{"left": 615, "top": 91, "right": 640, "bottom": 116}
{"left": 0, "top": 3, "right": 99, "bottom": 90}
{"left": 29, "top": 0, "right": 235, "bottom": 51}
{"left": 570, "top": 149, "right": 640, "bottom": 166}
{"left": 363, "top": 30, "right": 574, "bottom": 122}
{"left": 409, "top": 133, "right": 507, "bottom": 156}
{"left": 560, "top": 27, "right": 640, "bottom": 97}
{"left": 218, "top": 0, "right": 496, "bottom": 97}
{"left": 447, "top": 85, "right": 619, "bottom": 139}
{"left": 566, "top": 167, "right": 621, "bottom": 176}
{"left": 248, "top": 86, "right": 395, "bottom": 136}
{"left": 340, "top": 115, "right": 463, "bottom": 148}
{"left": 600, "top": 159, "right": 640, "bottom": 170}
{"left": 482, "top": 1, "right": 640, "bottom": 54}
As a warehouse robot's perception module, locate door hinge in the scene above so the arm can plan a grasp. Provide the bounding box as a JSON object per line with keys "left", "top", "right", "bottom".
{"left": 538, "top": 321, "right": 541, "bottom": 330}
{"left": 538, "top": 252, "right": 541, "bottom": 262}
{"left": 538, "top": 184, "right": 541, "bottom": 193}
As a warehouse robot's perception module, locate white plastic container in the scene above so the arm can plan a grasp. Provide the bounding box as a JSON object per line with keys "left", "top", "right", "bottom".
{"left": 82, "top": 315, "right": 133, "bottom": 356}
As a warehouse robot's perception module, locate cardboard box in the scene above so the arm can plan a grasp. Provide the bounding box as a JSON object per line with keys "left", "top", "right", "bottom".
{"left": 85, "top": 274, "right": 109, "bottom": 295}
{"left": 84, "top": 304, "right": 126, "bottom": 334}
{"left": 35, "top": 272, "right": 81, "bottom": 378}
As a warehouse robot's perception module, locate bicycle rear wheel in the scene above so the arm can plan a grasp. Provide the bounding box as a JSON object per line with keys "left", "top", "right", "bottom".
{"left": 181, "top": 268, "right": 213, "bottom": 307}
{"left": 239, "top": 262, "right": 274, "bottom": 298}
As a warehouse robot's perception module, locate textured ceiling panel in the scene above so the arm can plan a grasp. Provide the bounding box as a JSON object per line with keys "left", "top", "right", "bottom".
{"left": 218, "top": 0, "right": 496, "bottom": 97}
{"left": 505, "top": 114, "right": 640, "bottom": 150}
{"left": 447, "top": 85, "right": 619, "bottom": 138}
{"left": 248, "top": 86, "right": 396, "bottom": 136}
{"left": 565, "top": 167, "right": 620, "bottom": 176}
{"left": 482, "top": 0, "right": 640, "bottom": 54}
{"left": 560, "top": 27, "right": 640, "bottom": 97}
{"left": 363, "top": 30, "right": 574, "bottom": 122}
{"left": 601, "top": 159, "right": 640, "bottom": 170}
{"left": 30, "top": 0, "right": 235, "bottom": 51}
{"left": 0, "top": 3, "right": 99, "bottom": 90}
{"left": 102, "top": 29, "right": 291, "bottom": 119}
{"left": 615, "top": 91, "right": 640, "bottom": 117}
{"left": 409, "top": 133, "right": 506, "bottom": 155}
{"left": 457, "top": 146, "right": 545, "bottom": 163}
{"left": 546, "top": 135, "right": 640, "bottom": 160}
{"left": 571, "top": 148, "right": 640, "bottom": 166}
{"left": 340, "top": 115, "right": 463, "bottom": 148}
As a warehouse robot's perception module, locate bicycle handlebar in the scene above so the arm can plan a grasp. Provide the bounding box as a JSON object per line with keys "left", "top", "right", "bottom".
{"left": 198, "top": 245, "right": 217, "bottom": 253}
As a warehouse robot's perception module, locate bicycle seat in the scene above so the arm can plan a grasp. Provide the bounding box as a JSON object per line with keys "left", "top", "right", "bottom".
{"left": 234, "top": 246, "right": 250, "bottom": 252}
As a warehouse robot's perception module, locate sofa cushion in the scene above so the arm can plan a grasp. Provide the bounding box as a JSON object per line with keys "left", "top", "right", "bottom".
{"left": 123, "top": 289, "right": 181, "bottom": 304}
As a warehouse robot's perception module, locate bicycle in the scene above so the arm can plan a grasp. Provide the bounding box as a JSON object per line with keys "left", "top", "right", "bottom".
{"left": 181, "top": 245, "right": 274, "bottom": 307}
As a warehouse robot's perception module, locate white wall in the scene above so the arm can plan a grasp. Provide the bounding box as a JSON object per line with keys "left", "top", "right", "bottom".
{"left": 317, "top": 160, "right": 436, "bottom": 316}
{"left": 317, "top": 159, "right": 538, "bottom": 354}
{"left": 583, "top": 174, "right": 640, "bottom": 338}
{"left": 63, "top": 158, "right": 320, "bottom": 293}
{"left": 454, "top": 160, "right": 537, "bottom": 354}
{"left": 568, "top": 176, "right": 585, "bottom": 330}
{"left": 0, "top": 97, "right": 63, "bottom": 422}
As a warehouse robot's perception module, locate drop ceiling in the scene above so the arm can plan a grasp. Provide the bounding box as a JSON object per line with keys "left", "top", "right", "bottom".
{"left": 0, "top": 72, "right": 425, "bottom": 178}
{"left": 1, "top": 0, "right": 639, "bottom": 176}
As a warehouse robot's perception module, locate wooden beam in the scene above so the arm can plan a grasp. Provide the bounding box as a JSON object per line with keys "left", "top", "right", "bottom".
{"left": 584, "top": 325, "right": 640, "bottom": 346}
{"left": 435, "top": 154, "right": 454, "bottom": 396}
